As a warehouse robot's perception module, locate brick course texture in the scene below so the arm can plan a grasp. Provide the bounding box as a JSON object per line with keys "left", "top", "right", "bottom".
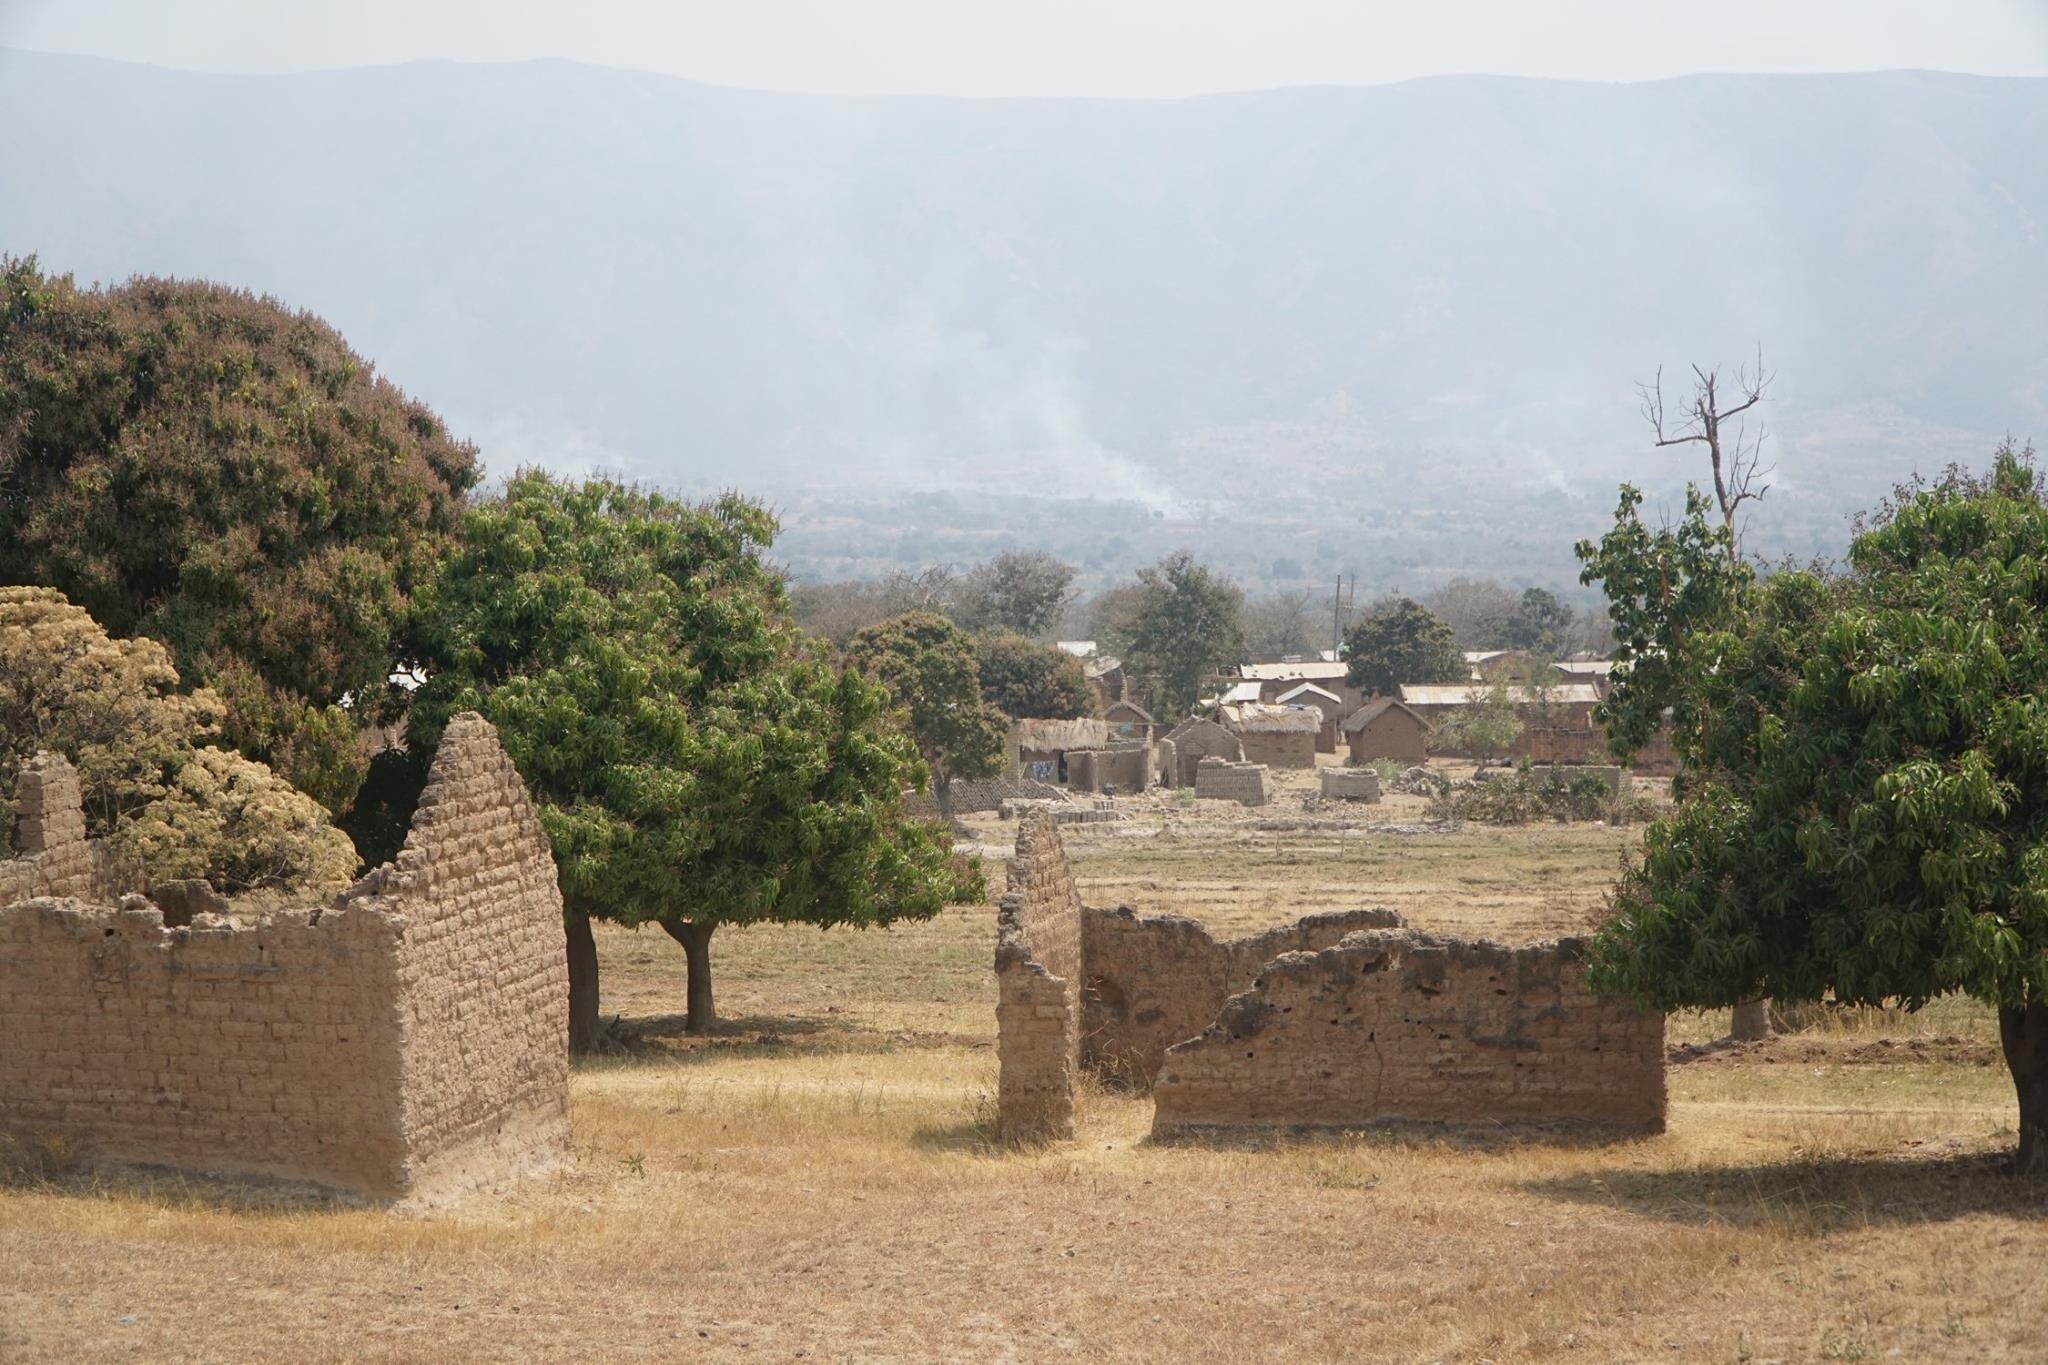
{"left": 1081, "top": 905, "right": 1403, "bottom": 1084}
{"left": 0, "top": 713, "right": 571, "bottom": 1205}
{"left": 1162, "top": 718, "right": 1242, "bottom": 788}
{"left": 1150, "top": 929, "right": 1666, "bottom": 1138}
{"left": 994, "top": 814, "right": 1084, "bottom": 1139}
{"left": 996, "top": 820, "right": 1667, "bottom": 1143}
{"left": 1193, "top": 756, "right": 1268, "bottom": 806}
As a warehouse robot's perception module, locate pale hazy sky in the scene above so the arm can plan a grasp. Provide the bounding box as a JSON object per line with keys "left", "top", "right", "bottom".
{"left": 4, "top": 0, "right": 2046, "bottom": 97}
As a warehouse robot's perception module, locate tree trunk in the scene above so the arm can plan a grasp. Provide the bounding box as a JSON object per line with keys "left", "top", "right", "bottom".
{"left": 1730, "top": 997, "right": 1772, "bottom": 1043}
{"left": 565, "top": 912, "right": 602, "bottom": 1055}
{"left": 2000, "top": 1002, "right": 2048, "bottom": 1176}
{"left": 934, "top": 767, "right": 955, "bottom": 820}
{"left": 660, "top": 918, "right": 717, "bottom": 1033}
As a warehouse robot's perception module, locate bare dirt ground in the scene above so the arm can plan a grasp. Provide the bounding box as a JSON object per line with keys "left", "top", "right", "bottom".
{"left": 4, "top": 761, "right": 2044, "bottom": 1362}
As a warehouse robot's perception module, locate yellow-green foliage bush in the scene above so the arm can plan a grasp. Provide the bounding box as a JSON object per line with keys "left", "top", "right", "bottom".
{"left": 0, "top": 586, "right": 359, "bottom": 893}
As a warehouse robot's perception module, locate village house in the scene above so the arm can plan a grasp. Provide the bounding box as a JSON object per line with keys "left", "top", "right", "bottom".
{"left": 1398, "top": 682, "right": 1604, "bottom": 762}
{"left": 1234, "top": 659, "right": 1359, "bottom": 708}
{"left": 1010, "top": 717, "right": 1115, "bottom": 784}
{"left": 1103, "top": 699, "right": 1156, "bottom": 741}
{"left": 1274, "top": 681, "right": 1345, "bottom": 753}
{"left": 1341, "top": 698, "right": 1431, "bottom": 766}
{"left": 1217, "top": 703, "right": 1321, "bottom": 768}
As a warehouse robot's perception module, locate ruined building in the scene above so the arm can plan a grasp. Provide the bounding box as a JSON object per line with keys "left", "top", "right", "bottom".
{"left": 0, "top": 714, "right": 571, "bottom": 1204}
{"left": 995, "top": 814, "right": 1665, "bottom": 1140}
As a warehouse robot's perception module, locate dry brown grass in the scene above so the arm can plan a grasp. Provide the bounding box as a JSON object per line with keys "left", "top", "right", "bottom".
{"left": 4, "top": 790, "right": 2045, "bottom": 1363}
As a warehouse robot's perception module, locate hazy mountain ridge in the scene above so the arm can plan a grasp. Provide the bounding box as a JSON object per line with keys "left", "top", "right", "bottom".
{"left": 1, "top": 51, "right": 2042, "bottom": 591}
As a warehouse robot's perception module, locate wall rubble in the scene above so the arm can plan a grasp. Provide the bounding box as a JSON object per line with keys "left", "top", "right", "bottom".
{"left": 0, "top": 713, "right": 571, "bottom": 1204}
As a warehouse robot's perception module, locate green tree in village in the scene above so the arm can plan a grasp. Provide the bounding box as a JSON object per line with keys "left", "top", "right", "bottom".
{"left": 1586, "top": 446, "right": 2048, "bottom": 1173}
{"left": 974, "top": 632, "right": 1092, "bottom": 720}
{"left": 953, "top": 552, "right": 1076, "bottom": 638}
{"left": 1435, "top": 683, "right": 1525, "bottom": 765}
{"left": 0, "top": 257, "right": 480, "bottom": 814}
{"left": 1341, "top": 597, "right": 1465, "bottom": 697}
{"left": 0, "top": 587, "right": 358, "bottom": 892}
{"left": 1112, "top": 552, "right": 1246, "bottom": 716}
{"left": 408, "top": 474, "right": 967, "bottom": 1046}
{"left": 1501, "top": 587, "right": 1576, "bottom": 655}
{"left": 848, "top": 612, "right": 1011, "bottom": 817}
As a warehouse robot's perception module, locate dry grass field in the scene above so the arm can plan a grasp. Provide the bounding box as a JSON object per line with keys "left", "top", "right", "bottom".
{"left": 4, "top": 768, "right": 2044, "bottom": 1362}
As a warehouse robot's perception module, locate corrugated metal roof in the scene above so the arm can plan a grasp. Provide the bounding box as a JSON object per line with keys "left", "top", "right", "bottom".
{"left": 1216, "top": 681, "right": 1264, "bottom": 704}
{"left": 1237, "top": 660, "right": 1350, "bottom": 682}
{"left": 1275, "top": 682, "right": 1342, "bottom": 705}
{"left": 1398, "top": 683, "right": 1603, "bottom": 707}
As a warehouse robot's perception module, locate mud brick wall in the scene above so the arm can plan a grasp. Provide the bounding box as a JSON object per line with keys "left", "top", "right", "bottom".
{"left": 1164, "top": 719, "right": 1242, "bottom": 787}
{"left": 1194, "top": 756, "right": 1268, "bottom": 806}
{"left": 1319, "top": 768, "right": 1382, "bottom": 802}
{"left": 1237, "top": 730, "right": 1317, "bottom": 769}
{"left": 0, "top": 754, "right": 108, "bottom": 904}
{"left": 1066, "top": 745, "right": 1151, "bottom": 796}
{"left": 994, "top": 814, "right": 1083, "bottom": 1139}
{"left": 1151, "top": 929, "right": 1666, "bottom": 1137}
{"left": 1081, "top": 906, "right": 1404, "bottom": 1084}
{"left": 0, "top": 713, "right": 570, "bottom": 1203}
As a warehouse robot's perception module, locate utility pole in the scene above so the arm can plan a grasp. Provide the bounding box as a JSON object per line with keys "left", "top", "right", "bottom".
{"left": 1330, "top": 574, "right": 1355, "bottom": 656}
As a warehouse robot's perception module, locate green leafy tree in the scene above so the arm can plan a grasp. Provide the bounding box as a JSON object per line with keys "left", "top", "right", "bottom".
{"left": 849, "top": 612, "right": 1011, "bottom": 816}
{"left": 974, "top": 632, "right": 1092, "bottom": 720}
{"left": 1435, "top": 684, "right": 1525, "bottom": 764}
{"left": 1342, "top": 598, "right": 1465, "bottom": 696}
{"left": 1501, "top": 587, "right": 1576, "bottom": 655}
{"left": 409, "top": 474, "right": 965, "bottom": 1044}
{"left": 0, "top": 256, "right": 480, "bottom": 810}
{"left": 0, "top": 587, "right": 358, "bottom": 891}
{"left": 1589, "top": 446, "right": 2048, "bottom": 1172}
{"left": 953, "top": 552, "right": 1076, "bottom": 637}
{"left": 1112, "top": 552, "right": 1246, "bottom": 716}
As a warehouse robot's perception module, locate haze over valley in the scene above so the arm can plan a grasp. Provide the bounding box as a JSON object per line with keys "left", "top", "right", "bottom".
{"left": 4, "top": 49, "right": 2042, "bottom": 596}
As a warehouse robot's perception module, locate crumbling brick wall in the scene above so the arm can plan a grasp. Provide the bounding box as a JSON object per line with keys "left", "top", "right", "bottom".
{"left": 1194, "top": 756, "right": 1268, "bottom": 806}
{"left": 1081, "top": 905, "right": 1403, "bottom": 1084}
{"left": 994, "top": 814, "right": 1083, "bottom": 1139}
{"left": 1151, "top": 929, "right": 1666, "bottom": 1137}
{"left": 0, "top": 713, "right": 570, "bottom": 1204}
{"left": 0, "top": 753, "right": 117, "bottom": 905}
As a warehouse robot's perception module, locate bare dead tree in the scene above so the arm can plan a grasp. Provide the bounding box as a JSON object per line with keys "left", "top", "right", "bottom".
{"left": 1639, "top": 346, "right": 1777, "bottom": 1043}
{"left": 1638, "top": 345, "right": 1774, "bottom": 564}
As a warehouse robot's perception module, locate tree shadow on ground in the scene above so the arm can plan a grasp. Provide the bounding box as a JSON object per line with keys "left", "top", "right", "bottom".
{"left": 574, "top": 1012, "right": 988, "bottom": 1071}
{"left": 1142, "top": 1120, "right": 1658, "bottom": 1154}
{"left": 1523, "top": 1147, "right": 2048, "bottom": 1233}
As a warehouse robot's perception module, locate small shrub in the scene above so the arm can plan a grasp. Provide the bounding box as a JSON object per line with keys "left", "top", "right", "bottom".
{"left": 1426, "top": 767, "right": 1658, "bottom": 825}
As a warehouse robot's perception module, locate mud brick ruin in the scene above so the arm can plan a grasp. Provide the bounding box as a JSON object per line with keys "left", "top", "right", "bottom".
{"left": 1318, "top": 767, "right": 1382, "bottom": 802}
{"left": 995, "top": 813, "right": 1665, "bottom": 1140}
{"left": 0, "top": 714, "right": 571, "bottom": 1204}
{"left": 1193, "top": 756, "right": 1269, "bottom": 806}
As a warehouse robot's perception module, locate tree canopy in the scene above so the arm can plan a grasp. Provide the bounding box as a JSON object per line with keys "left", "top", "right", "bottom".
{"left": 953, "top": 552, "right": 1075, "bottom": 638}
{"left": 1501, "top": 587, "right": 1576, "bottom": 655}
{"left": 1342, "top": 598, "right": 1465, "bottom": 696}
{"left": 974, "top": 632, "right": 1092, "bottom": 721}
{"left": 849, "top": 612, "right": 1010, "bottom": 815}
{"left": 0, "top": 587, "right": 358, "bottom": 892}
{"left": 408, "top": 473, "right": 966, "bottom": 1043}
{"left": 0, "top": 257, "right": 480, "bottom": 810}
{"left": 1112, "top": 552, "right": 1245, "bottom": 716}
{"left": 1585, "top": 447, "right": 2048, "bottom": 1172}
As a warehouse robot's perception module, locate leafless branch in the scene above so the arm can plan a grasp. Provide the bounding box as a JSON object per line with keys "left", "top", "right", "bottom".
{"left": 1639, "top": 346, "right": 1775, "bottom": 560}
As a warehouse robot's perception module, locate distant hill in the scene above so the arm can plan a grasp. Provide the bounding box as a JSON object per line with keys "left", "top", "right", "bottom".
{"left": 2, "top": 51, "right": 2042, "bottom": 592}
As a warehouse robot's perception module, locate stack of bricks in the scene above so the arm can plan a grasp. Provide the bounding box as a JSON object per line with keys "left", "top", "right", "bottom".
{"left": 2, "top": 753, "right": 99, "bottom": 901}
{"left": 1194, "top": 756, "right": 1268, "bottom": 806}
{"left": 0, "top": 713, "right": 571, "bottom": 1205}
{"left": 1151, "top": 928, "right": 1667, "bottom": 1137}
{"left": 994, "top": 814, "right": 1084, "bottom": 1139}
{"left": 1318, "top": 767, "right": 1382, "bottom": 802}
